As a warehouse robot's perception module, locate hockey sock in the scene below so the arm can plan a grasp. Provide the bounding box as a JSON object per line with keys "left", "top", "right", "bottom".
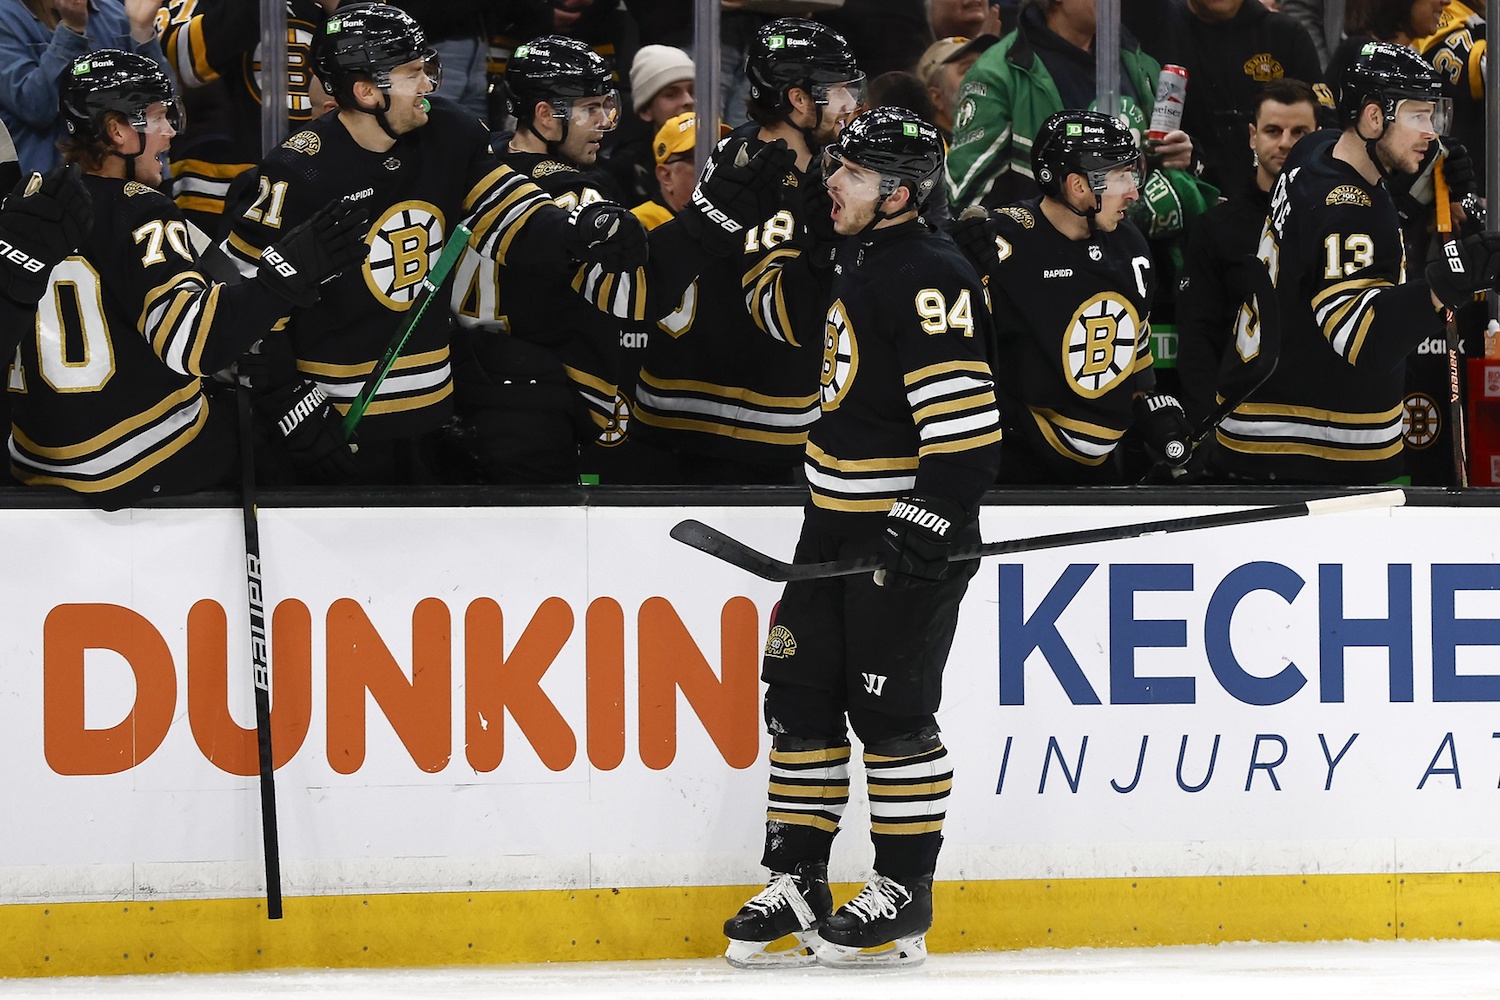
{"left": 865, "top": 735, "right": 951, "bottom": 882}
{"left": 762, "top": 738, "right": 850, "bottom": 871}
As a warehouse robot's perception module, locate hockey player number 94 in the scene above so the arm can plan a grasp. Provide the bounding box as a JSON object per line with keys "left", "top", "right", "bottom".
{"left": 915, "top": 288, "right": 974, "bottom": 337}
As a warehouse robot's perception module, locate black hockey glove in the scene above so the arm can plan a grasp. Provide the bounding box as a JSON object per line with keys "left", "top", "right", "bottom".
{"left": 1441, "top": 142, "right": 1477, "bottom": 199}
{"left": 945, "top": 205, "right": 1001, "bottom": 275}
{"left": 1134, "top": 391, "right": 1192, "bottom": 468}
{"left": 253, "top": 380, "right": 357, "bottom": 481}
{"left": 678, "top": 137, "right": 796, "bottom": 257}
{"left": 565, "top": 202, "right": 649, "bottom": 270}
{"left": 257, "top": 198, "right": 370, "bottom": 309}
{"left": 1426, "top": 232, "right": 1500, "bottom": 311}
{"left": 0, "top": 163, "right": 92, "bottom": 305}
{"left": 878, "top": 493, "right": 968, "bottom": 589}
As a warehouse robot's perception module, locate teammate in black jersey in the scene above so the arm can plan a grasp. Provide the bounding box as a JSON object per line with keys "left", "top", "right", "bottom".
{"left": 952, "top": 110, "right": 1192, "bottom": 484}
{"left": 6, "top": 50, "right": 366, "bottom": 507}
{"left": 626, "top": 18, "right": 863, "bottom": 484}
{"left": 221, "top": 4, "right": 648, "bottom": 485}
{"left": 1218, "top": 41, "right": 1500, "bottom": 483}
{"left": 722, "top": 108, "right": 1001, "bottom": 972}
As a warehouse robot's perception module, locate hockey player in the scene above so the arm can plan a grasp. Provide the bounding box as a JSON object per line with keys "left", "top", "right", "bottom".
{"left": 6, "top": 50, "right": 367, "bottom": 507}
{"left": 628, "top": 17, "right": 864, "bottom": 484}
{"left": 722, "top": 108, "right": 1001, "bottom": 970}
{"left": 221, "top": 3, "right": 649, "bottom": 485}
{"left": 1216, "top": 41, "right": 1500, "bottom": 483}
{"left": 158, "top": 0, "right": 342, "bottom": 227}
{"left": 951, "top": 110, "right": 1192, "bottom": 483}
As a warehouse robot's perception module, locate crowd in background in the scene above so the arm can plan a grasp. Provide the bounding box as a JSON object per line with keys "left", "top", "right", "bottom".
{"left": 0, "top": 0, "right": 1487, "bottom": 498}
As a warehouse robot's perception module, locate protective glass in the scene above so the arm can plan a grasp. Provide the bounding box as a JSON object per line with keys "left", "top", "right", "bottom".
{"left": 812, "top": 74, "right": 866, "bottom": 116}
{"left": 1393, "top": 97, "right": 1453, "bottom": 136}
{"left": 822, "top": 143, "right": 888, "bottom": 203}
{"left": 556, "top": 90, "right": 621, "bottom": 131}
{"left": 1092, "top": 158, "right": 1144, "bottom": 196}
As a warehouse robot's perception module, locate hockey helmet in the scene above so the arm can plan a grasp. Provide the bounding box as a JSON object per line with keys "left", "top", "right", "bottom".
{"left": 824, "top": 106, "right": 944, "bottom": 208}
{"left": 1032, "top": 110, "right": 1143, "bottom": 202}
{"left": 1337, "top": 40, "right": 1450, "bottom": 133}
{"left": 506, "top": 36, "right": 619, "bottom": 131}
{"left": 315, "top": 2, "right": 440, "bottom": 108}
{"left": 61, "top": 49, "right": 180, "bottom": 143}
{"left": 745, "top": 18, "right": 863, "bottom": 116}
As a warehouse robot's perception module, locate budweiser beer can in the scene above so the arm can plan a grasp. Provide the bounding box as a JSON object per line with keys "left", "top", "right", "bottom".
{"left": 1147, "top": 64, "right": 1188, "bottom": 140}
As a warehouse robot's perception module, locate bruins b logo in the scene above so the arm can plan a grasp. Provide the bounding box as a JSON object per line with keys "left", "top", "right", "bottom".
{"left": 364, "top": 201, "right": 446, "bottom": 309}
{"left": 1063, "top": 292, "right": 1142, "bottom": 398}
{"left": 821, "top": 299, "right": 857, "bottom": 408}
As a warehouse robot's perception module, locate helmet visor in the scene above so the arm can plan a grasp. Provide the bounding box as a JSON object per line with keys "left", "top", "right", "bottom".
{"left": 557, "top": 90, "right": 621, "bottom": 131}
{"left": 1394, "top": 97, "right": 1452, "bottom": 136}
{"left": 1093, "top": 159, "right": 1144, "bottom": 196}
{"left": 422, "top": 48, "right": 443, "bottom": 91}
{"left": 134, "top": 99, "right": 182, "bottom": 135}
{"left": 812, "top": 74, "right": 866, "bottom": 117}
{"left": 822, "top": 143, "right": 889, "bottom": 202}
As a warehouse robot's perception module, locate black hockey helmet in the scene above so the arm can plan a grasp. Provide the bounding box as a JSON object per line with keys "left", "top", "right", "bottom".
{"left": 506, "top": 35, "right": 618, "bottom": 130}
{"left": 61, "top": 48, "right": 179, "bottom": 144}
{"left": 825, "top": 106, "right": 944, "bottom": 208}
{"left": 1032, "top": 110, "right": 1143, "bottom": 202}
{"left": 315, "top": 2, "right": 440, "bottom": 109}
{"left": 745, "top": 18, "right": 862, "bottom": 117}
{"left": 1337, "top": 39, "right": 1449, "bottom": 131}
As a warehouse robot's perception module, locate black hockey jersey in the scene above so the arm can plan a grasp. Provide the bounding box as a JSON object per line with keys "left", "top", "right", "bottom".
{"left": 985, "top": 199, "right": 1158, "bottom": 470}
{"left": 7, "top": 176, "right": 290, "bottom": 504}
{"left": 452, "top": 149, "right": 626, "bottom": 441}
{"left": 1217, "top": 129, "right": 1446, "bottom": 483}
{"left": 628, "top": 124, "right": 825, "bottom": 473}
{"left": 807, "top": 219, "right": 1002, "bottom": 514}
{"left": 160, "top": 0, "right": 332, "bottom": 220}
{"left": 224, "top": 98, "right": 575, "bottom": 441}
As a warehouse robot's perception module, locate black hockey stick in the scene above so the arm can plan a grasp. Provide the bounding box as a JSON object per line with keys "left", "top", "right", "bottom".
{"left": 1434, "top": 164, "right": 1469, "bottom": 488}
{"left": 236, "top": 386, "right": 284, "bottom": 920}
{"left": 671, "top": 489, "right": 1406, "bottom": 583}
{"left": 341, "top": 222, "right": 473, "bottom": 440}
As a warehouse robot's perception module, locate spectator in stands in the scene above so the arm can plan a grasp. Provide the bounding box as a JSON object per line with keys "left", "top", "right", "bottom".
{"left": 1176, "top": 79, "right": 1319, "bottom": 430}
{"left": 913, "top": 33, "right": 998, "bottom": 139}
{"left": 1122, "top": 0, "right": 1326, "bottom": 193}
{"left": 607, "top": 43, "right": 696, "bottom": 209}
{"left": 927, "top": 0, "right": 1004, "bottom": 39}
{"left": 397, "top": 0, "right": 494, "bottom": 121}
{"left": 0, "top": 0, "right": 170, "bottom": 174}
{"left": 629, "top": 111, "right": 723, "bottom": 229}
{"left": 819, "top": 0, "right": 929, "bottom": 80}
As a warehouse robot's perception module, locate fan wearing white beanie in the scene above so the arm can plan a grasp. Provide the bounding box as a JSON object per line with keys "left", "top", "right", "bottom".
{"left": 630, "top": 44, "right": 697, "bottom": 133}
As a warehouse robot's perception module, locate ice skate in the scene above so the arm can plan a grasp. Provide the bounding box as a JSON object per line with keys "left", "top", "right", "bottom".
{"left": 723, "top": 861, "right": 833, "bottom": 968}
{"left": 814, "top": 874, "right": 932, "bottom": 969}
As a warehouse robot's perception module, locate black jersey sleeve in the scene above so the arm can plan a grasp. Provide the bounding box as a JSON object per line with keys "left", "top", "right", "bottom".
{"left": 159, "top": 0, "right": 259, "bottom": 89}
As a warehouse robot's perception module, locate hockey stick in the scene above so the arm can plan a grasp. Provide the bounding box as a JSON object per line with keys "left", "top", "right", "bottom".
{"left": 1433, "top": 163, "right": 1469, "bottom": 488}
{"left": 235, "top": 386, "right": 283, "bottom": 920}
{"left": 341, "top": 222, "right": 473, "bottom": 440}
{"left": 671, "top": 489, "right": 1406, "bottom": 583}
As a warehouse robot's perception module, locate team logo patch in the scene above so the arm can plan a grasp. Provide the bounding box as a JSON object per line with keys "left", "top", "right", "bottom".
{"left": 363, "top": 201, "right": 444, "bottom": 309}
{"left": 955, "top": 98, "right": 976, "bottom": 131}
{"left": 1063, "top": 292, "right": 1143, "bottom": 399}
{"left": 597, "top": 393, "right": 631, "bottom": 447}
{"left": 1326, "top": 184, "right": 1372, "bottom": 207}
{"left": 1088, "top": 244, "right": 1103, "bottom": 261}
{"left": 533, "top": 159, "right": 574, "bottom": 178}
{"left": 997, "top": 206, "right": 1034, "bottom": 228}
{"left": 764, "top": 625, "right": 797, "bottom": 658}
{"left": 821, "top": 299, "right": 857, "bottom": 408}
{"left": 123, "top": 181, "right": 156, "bottom": 198}
{"left": 1402, "top": 392, "right": 1441, "bottom": 449}
{"left": 283, "top": 130, "right": 321, "bottom": 155}
{"left": 1243, "top": 52, "right": 1285, "bottom": 82}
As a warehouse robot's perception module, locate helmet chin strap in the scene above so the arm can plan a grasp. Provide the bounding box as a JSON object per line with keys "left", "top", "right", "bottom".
{"left": 526, "top": 102, "right": 571, "bottom": 158}
{"left": 1059, "top": 185, "right": 1103, "bottom": 237}
{"left": 350, "top": 88, "right": 404, "bottom": 142}
{"left": 107, "top": 127, "right": 151, "bottom": 182}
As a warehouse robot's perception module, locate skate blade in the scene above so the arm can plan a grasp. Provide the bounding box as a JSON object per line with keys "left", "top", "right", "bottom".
{"left": 724, "top": 932, "right": 820, "bottom": 969}
{"left": 813, "top": 934, "right": 927, "bottom": 969}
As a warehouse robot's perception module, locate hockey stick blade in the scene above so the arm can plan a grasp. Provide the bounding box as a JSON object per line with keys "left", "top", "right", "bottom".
{"left": 671, "top": 490, "right": 1406, "bottom": 583}
{"left": 341, "top": 222, "right": 473, "bottom": 440}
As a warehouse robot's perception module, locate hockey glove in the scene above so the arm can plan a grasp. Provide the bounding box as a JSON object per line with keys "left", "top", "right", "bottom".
{"left": 945, "top": 206, "right": 1001, "bottom": 275}
{"left": 0, "top": 163, "right": 92, "bottom": 305}
{"left": 565, "top": 202, "right": 649, "bottom": 271}
{"left": 678, "top": 137, "right": 796, "bottom": 257}
{"left": 253, "top": 380, "right": 357, "bottom": 481}
{"left": 257, "top": 198, "right": 370, "bottom": 309}
{"left": 1134, "top": 391, "right": 1192, "bottom": 468}
{"left": 878, "top": 493, "right": 968, "bottom": 589}
{"left": 1441, "top": 142, "right": 1477, "bottom": 199}
{"left": 1426, "top": 232, "right": 1500, "bottom": 311}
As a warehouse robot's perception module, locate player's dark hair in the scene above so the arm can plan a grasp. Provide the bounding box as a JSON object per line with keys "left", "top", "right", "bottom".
{"left": 1252, "top": 78, "right": 1320, "bottom": 123}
